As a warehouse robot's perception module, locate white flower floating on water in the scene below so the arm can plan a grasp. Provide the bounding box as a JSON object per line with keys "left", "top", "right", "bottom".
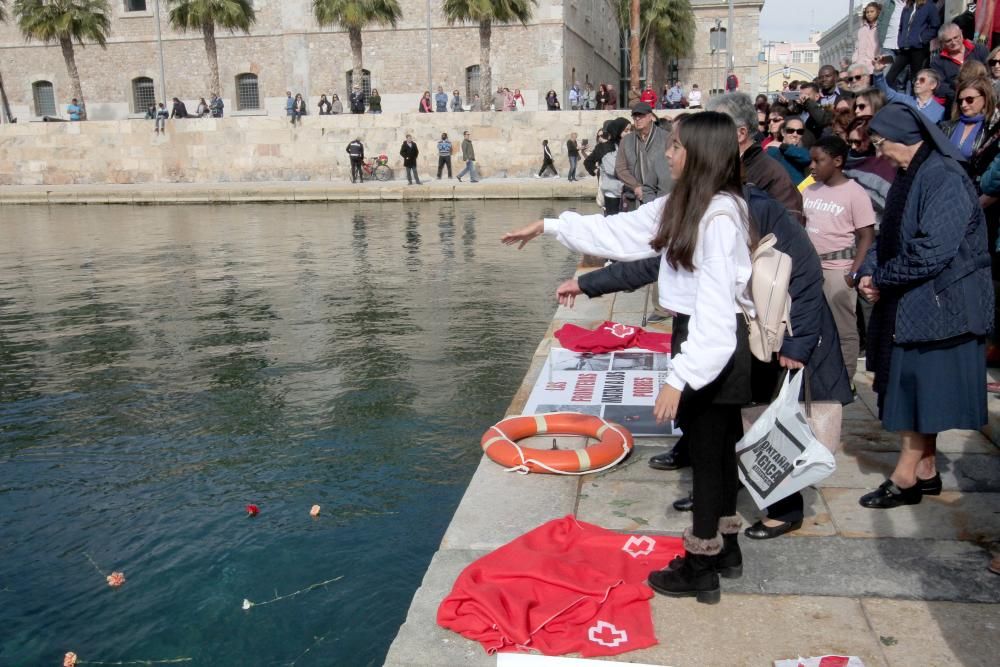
{"left": 310, "top": 504, "right": 321, "bottom": 517}
{"left": 241, "top": 575, "right": 344, "bottom": 611}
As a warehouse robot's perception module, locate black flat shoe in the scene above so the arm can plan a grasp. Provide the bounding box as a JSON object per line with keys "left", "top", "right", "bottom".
{"left": 672, "top": 495, "right": 694, "bottom": 512}
{"left": 744, "top": 519, "right": 802, "bottom": 540}
{"left": 859, "top": 479, "right": 922, "bottom": 509}
{"left": 648, "top": 448, "right": 690, "bottom": 471}
{"left": 917, "top": 473, "right": 942, "bottom": 496}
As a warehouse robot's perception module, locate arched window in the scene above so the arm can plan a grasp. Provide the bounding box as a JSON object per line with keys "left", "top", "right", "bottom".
{"left": 346, "top": 69, "right": 371, "bottom": 99}
{"left": 235, "top": 73, "right": 260, "bottom": 110}
{"left": 32, "top": 80, "right": 56, "bottom": 117}
{"left": 131, "top": 76, "right": 155, "bottom": 113}
{"left": 465, "top": 65, "right": 480, "bottom": 101}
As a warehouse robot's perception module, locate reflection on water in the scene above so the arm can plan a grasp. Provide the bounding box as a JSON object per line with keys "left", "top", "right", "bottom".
{"left": 0, "top": 201, "right": 586, "bottom": 666}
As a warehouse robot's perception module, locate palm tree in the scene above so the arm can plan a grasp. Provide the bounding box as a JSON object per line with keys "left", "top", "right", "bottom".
{"left": 312, "top": 0, "right": 403, "bottom": 90}
{"left": 168, "top": 0, "right": 256, "bottom": 97}
{"left": 0, "top": 0, "right": 13, "bottom": 122}
{"left": 13, "top": 0, "right": 111, "bottom": 120}
{"left": 615, "top": 0, "right": 694, "bottom": 90}
{"left": 442, "top": 0, "right": 536, "bottom": 106}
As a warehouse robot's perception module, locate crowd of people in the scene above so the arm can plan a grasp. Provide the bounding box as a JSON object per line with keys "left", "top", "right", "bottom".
{"left": 498, "top": 5, "right": 1000, "bottom": 594}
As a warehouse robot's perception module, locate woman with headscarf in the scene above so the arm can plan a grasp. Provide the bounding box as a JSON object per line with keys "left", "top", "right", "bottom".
{"left": 857, "top": 102, "right": 993, "bottom": 509}
{"left": 583, "top": 117, "right": 630, "bottom": 215}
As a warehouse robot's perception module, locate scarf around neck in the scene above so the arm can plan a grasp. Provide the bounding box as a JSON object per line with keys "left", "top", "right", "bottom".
{"left": 951, "top": 113, "right": 985, "bottom": 158}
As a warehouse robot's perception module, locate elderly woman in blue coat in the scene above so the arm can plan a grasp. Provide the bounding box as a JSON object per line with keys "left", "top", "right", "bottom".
{"left": 858, "top": 102, "right": 994, "bottom": 509}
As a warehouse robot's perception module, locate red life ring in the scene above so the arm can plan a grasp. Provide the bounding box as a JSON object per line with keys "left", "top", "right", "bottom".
{"left": 481, "top": 412, "right": 634, "bottom": 474}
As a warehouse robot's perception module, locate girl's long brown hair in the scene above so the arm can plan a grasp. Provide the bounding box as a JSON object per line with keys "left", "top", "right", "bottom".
{"left": 651, "top": 111, "right": 748, "bottom": 271}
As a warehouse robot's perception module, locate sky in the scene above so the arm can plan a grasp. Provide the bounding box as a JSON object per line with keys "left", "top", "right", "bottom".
{"left": 759, "top": 0, "right": 853, "bottom": 43}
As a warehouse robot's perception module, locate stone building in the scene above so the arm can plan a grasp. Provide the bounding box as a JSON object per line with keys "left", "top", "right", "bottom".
{"left": 759, "top": 36, "right": 821, "bottom": 93}
{"left": 673, "top": 0, "right": 764, "bottom": 95}
{"left": 0, "top": 0, "right": 621, "bottom": 120}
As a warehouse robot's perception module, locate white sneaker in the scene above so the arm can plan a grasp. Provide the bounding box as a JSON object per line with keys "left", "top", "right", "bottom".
{"left": 534, "top": 174, "right": 541, "bottom": 179}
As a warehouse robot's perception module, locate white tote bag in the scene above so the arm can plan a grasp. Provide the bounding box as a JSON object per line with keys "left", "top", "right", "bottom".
{"left": 736, "top": 370, "right": 837, "bottom": 509}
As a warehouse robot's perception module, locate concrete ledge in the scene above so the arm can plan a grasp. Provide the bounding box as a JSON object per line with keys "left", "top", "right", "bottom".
{"left": 0, "top": 178, "right": 595, "bottom": 205}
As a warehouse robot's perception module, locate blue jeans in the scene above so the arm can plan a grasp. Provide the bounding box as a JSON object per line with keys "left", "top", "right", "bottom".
{"left": 457, "top": 160, "right": 479, "bottom": 181}
{"left": 568, "top": 155, "right": 578, "bottom": 181}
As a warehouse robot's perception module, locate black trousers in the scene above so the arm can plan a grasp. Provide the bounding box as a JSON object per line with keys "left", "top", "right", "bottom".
{"left": 886, "top": 46, "right": 929, "bottom": 92}
{"left": 405, "top": 165, "right": 420, "bottom": 184}
{"left": 673, "top": 314, "right": 751, "bottom": 539}
{"left": 350, "top": 157, "right": 363, "bottom": 182}
{"left": 539, "top": 158, "right": 557, "bottom": 177}
{"left": 437, "top": 156, "right": 452, "bottom": 178}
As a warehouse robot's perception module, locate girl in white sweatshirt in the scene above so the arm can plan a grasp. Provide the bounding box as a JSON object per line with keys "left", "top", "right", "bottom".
{"left": 502, "top": 112, "right": 754, "bottom": 604}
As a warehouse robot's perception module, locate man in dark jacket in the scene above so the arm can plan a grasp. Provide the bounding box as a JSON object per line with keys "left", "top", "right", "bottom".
{"left": 616, "top": 102, "right": 673, "bottom": 205}
{"left": 570, "top": 185, "right": 853, "bottom": 531}
{"left": 400, "top": 134, "right": 421, "bottom": 185}
{"left": 346, "top": 137, "right": 364, "bottom": 183}
{"left": 931, "top": 22, "right": 989, "bottom": 108}
{"left": 170, "top": 97, "right": 188, "bottom": 119}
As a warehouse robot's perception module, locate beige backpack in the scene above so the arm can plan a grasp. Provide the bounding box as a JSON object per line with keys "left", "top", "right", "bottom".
{"left": 742, "top": 233, "right": 793, "bottom": 362}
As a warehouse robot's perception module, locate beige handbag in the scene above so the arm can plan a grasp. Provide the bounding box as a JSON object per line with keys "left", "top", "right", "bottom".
{"left": 741, "top": 369, "right": 842, "bottom": 455}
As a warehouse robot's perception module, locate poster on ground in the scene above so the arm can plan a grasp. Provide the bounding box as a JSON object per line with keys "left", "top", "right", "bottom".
{"left": 522, "top": 348, "right": 681, "bottom": 437}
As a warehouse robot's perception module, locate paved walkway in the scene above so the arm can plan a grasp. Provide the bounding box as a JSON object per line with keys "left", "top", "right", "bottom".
{"left": 0, "top": 176, "right": 594, "bottom": 205}
{"left": 385, "top": 268, "right": 1000, "bottom": 667}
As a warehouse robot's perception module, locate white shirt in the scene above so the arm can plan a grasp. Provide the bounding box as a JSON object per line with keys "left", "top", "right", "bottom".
{"left": 688, "top": 89, "right": 702, "bottom": 106}
{"left": 543, "top": 194, "right": 753, "bottom": 392}
{"left": 883, "top": 2, "right": 906, "bottom": 50}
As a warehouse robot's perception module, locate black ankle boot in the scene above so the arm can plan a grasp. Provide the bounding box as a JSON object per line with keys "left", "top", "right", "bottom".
{"left": 716, "top": 532, "right": 743, "bottom": 579}
{"left": 648, "top": 532, "right": 721, "bottom": 604}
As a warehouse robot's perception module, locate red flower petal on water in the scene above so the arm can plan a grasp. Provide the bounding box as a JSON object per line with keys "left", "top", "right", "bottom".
{"left": 246, "top": 504, "right": 259, "bottom": 517}
{"left": 64, "top": 651, "right": 78, "bottom": 667}
{"left": 106, "top": 571, "right": 126, "bottom": 588}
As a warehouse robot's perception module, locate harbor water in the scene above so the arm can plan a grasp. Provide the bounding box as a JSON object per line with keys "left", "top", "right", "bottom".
{"left": 0, "top": 201, "right": 583, "bottom": 666}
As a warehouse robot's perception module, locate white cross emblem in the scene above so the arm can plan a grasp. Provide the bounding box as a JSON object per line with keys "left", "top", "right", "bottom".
{"left": 622, "top": 535, "right": 656, "bottom": 558}
{"left": 588, "top": 620, "right": 629, "bottom": 648}
{"left": 606, "top": 323, "right": 636, "bottom": 339}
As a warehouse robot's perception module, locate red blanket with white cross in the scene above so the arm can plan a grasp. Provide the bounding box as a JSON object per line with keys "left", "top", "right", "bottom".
{"left": 436, "top": 516, "right": 683, "bottom": 657}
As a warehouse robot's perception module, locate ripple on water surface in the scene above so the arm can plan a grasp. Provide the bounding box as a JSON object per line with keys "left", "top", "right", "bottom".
{"left": 0, "top": 201, "right": 587, "bottom": 666}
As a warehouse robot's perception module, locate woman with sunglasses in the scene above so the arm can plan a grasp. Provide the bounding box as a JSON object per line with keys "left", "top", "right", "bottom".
{"left": 872, "top": 57, "right": 945, "bottom": 122}
{"left": 857, "top": 102, "right": 991, "bottom": 511}
{"left": 845, "top": 118, "right": 897, "bottom": 228}
{"left": 987, "top": 46, "right": 1000, "bottom": 97}
{"left": 851, "top": 87, "right": 887, "bottom": 120}
{"left": 502, "top": 112, "right": 755, "bottom": 604}
{"left": 939, "top": 76, "right": 999, "bottom": 161}
{"left": 766, "top": 117, "right": 812, "bottom": 184}
{"left": 761, "top": 112, "right": 785, "bottom": 149}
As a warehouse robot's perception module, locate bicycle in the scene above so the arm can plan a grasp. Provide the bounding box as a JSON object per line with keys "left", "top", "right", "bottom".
{"left": 361, "top": 154, "right": 392, "bottom": 181}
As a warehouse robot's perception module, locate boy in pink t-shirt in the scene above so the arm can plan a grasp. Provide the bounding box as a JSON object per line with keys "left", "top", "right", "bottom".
{"left": 803, "top": 135, "right": 876, "bottom": 382}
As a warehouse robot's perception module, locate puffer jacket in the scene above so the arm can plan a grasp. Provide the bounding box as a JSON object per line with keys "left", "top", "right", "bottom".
{"left": 577, "top": 185, "right": 853, "bottom": 405}
{"left": 859, "top": 150, "right": 993, "bottom": 343}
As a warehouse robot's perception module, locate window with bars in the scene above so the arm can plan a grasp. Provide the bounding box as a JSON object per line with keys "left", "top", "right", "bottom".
{"left": 125, "top": 0, "right": 147, "bottom": 11}
{"left": 132, "top": 77, "right": 156, "bottom": 113}
{"left": 465, "top": 65, "right": 480, "bottom": 101}
{"left": 346, "top": 69, "right": 371, "bottom": 99}
{"left": 32, "top": 81, "right": 56, "bottom": 117}
{"left": 803, "top": 51, "right": 815, "bottom": 64}
{"left": 235, "top": 73, "right": 260, "bottom": 110}
{"left": 792, "top": 51, "right": 802, "bottom": 63}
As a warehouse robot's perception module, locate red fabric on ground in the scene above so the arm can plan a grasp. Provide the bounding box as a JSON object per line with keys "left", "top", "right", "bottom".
{"left": 554, "top": 321, "right": 672, "bottom": 354}
{"left": 437, "top": 515, "right": 684, "bottom": 657}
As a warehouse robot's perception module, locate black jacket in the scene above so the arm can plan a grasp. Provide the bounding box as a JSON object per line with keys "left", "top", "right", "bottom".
{"left": 170, "top": 100, "right": 188, "bottom": 119}
{"left": 400, "top": 140, "right": 419, "bottom": 167}
{"left": 577, "top": 186, "right": 853, "bottom": 405}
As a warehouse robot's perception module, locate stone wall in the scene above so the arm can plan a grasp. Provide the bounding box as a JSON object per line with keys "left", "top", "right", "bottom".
{"left": 0, "top": 110, "right": 667, "bottom": 186}
{"left": 680, "top": 0, "right": 764, "bottom": 95}
{"left": 0, "top": 0, "right": 620, "bottom": 120}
